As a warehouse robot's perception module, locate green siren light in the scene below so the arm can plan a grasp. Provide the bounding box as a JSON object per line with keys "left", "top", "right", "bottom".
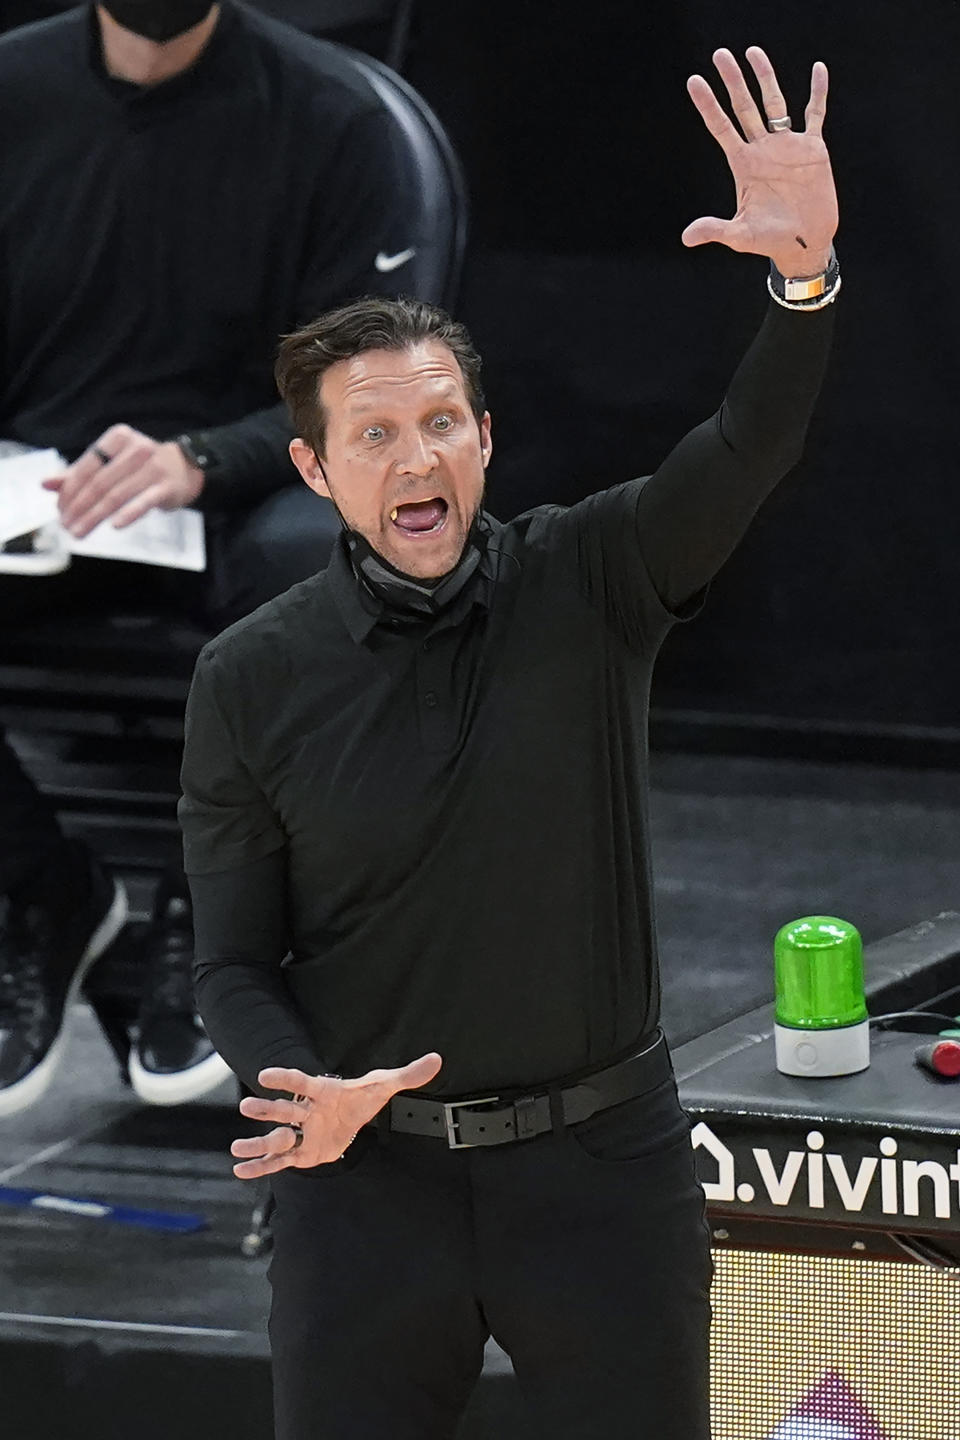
{"left": 774, "top": 916, "right": 870, "bottom": 1077}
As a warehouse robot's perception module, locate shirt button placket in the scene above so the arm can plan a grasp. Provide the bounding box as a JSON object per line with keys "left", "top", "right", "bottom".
{"left": 418, "top": 640, "right": 447, "bottom": 750}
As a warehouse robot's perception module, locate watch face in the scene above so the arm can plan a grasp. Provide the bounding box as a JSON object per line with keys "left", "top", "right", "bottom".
{"left": 178, "top": 434, "right": 211, "bottom": 471}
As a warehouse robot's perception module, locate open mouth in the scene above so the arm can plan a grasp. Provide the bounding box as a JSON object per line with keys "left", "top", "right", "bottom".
{"left": 389, "top": 497, "right": 448, "bottom": 536}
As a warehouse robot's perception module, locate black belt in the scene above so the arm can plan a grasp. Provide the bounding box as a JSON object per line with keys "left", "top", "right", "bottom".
{"left": 387, "top": 1031, "right": 670, "bottom": 1150}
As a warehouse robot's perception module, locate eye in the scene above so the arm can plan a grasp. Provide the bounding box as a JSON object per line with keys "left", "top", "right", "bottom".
{"left": 432, "top": 413, "right": 454, "bottom": 431}
{"left": 362, "top": 425, "right": 385, "bottom": 443}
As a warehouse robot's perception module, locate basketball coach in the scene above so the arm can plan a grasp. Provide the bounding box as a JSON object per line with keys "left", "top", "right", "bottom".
{"left": 180, "top": 46, "right": 840, "bottom": 1440}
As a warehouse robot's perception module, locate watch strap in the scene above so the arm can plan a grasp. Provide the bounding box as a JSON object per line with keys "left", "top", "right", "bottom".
{"left": 176, "top": 431, "right": 217, "bottom": 473}
{"left": 768, "top": 246, "right": 841, "bottom": 311}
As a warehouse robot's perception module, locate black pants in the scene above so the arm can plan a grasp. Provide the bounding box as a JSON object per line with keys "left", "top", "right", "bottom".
{"left": 0, "top": 485, "right": 339, "bottom": 893}
{"left": 268, "top": 1073, "right": 713, "bottom": 1440}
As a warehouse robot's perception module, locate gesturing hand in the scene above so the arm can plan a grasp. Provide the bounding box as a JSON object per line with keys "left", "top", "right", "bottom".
{"left": 682, "top": 47, "right": 838, "bottom": 280}
{"left": 43, "top": 423, "right": 205, "bottom": 537}
{"left": 230, "top": 1052, "right": 443, "bottom": 1179}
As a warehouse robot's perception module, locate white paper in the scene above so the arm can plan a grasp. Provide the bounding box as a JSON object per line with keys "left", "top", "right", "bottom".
{"left": 0, "top": 446, "right": 206, "bottom": 571}
{"left": 68, "top": 505, "right": 206, "bottom": 571}
{"left": 0, "top": 448, "right": 63, "bottom": 545}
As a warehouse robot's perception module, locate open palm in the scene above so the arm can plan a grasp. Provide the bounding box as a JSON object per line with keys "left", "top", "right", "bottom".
{"left": 231, "top": 1052, "right": 443, "bottom": 1178}
{"left": 683, "top": 47, "right": 838, "bottom": 280}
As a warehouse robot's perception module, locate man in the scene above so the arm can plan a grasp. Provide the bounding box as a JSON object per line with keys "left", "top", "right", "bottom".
{"left": 180, "top": 47, "right": 839, "bottom": 1440}
{"left": 0, "top": 0, "right": 430, "bottom": 1113}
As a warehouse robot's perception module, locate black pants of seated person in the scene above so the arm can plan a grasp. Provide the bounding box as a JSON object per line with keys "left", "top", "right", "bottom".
{"left": 0, "top": 485, "right": 340, "bottom": 895}
{"left": 267, "top": 1077, "right": 713, "bottom": 1440}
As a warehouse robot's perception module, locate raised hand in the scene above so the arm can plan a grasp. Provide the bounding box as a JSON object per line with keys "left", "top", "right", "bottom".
{"left": 682, "top": 47, "right": 838, "bottom": 280}
{"left": 230, "top": 1051, "right": 443, "bottom": 1179}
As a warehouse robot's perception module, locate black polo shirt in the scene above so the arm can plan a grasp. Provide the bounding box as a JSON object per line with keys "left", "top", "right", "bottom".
{"left": 180, "top": 299, "right": 834, "bottom": 1097}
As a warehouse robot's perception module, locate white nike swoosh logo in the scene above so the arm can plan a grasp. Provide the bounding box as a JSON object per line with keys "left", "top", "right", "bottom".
{"left": 375, "top": 247, "right": 416, "bottom": 273}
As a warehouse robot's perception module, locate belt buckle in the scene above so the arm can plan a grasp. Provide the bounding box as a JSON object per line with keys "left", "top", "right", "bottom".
{"left": 442, "top": 1095, "right": 500, "bottom": 1149}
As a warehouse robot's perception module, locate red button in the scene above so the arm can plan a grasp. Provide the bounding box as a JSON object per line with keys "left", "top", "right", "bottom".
{"left": 931, "top": 1041, "right": 960, "bottom": 1077}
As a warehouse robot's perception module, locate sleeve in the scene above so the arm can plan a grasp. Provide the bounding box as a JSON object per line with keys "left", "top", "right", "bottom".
{"left": 179, "top": 648, "right": 287, "bottom": 875}
{"left": 196, "top": 105, "right": 428, "bottom": 511}
{"left": 179, "top": 650, "right": 324, "bottom": 1090}
{"left": 194, "top": 402, "right": 293, "bottom": 514}
{"left": 562, "top": 299, "right": 836, "bottom": 650}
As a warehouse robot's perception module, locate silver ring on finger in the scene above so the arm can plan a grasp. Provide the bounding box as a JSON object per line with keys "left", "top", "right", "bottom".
{"left": 93, "top": 445, "right": 111, "bottom": 464}
{"left": 287, "top": 1124, "right": 304, "bottom": 1150}
{"left": 767, "top": 115, "right": 792, "bottom": 132}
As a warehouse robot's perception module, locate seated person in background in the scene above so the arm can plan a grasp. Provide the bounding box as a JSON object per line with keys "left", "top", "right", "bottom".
{"left": 0, "top": 0, "right": 430, "bottom": 1114}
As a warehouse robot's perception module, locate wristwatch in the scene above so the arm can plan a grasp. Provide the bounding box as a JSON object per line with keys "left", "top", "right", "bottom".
{"left": 175, "top": 431, "right": 219, "bottom": 476}
{"left": 767, "top": 247, "right": 841, "bottom": 311}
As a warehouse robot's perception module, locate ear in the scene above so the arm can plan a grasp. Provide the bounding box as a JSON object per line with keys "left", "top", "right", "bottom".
{"left": 289, "top": 438, "right": 330, "bottom": 498}
{"left": 479, "top": 412, "right": 493, "bottom": 470}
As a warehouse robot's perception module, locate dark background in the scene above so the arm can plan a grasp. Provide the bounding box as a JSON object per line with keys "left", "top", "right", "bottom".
{"left": 4, "top": 0, "right": 958, "bottom": 740}
{"left": 401, "top": 0, "right": 960, "bottom": 739}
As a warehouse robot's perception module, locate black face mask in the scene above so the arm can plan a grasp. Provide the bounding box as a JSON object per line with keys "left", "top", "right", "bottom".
{"left": 100, "top": 0, "right": 215, "bottom": 43}
{"left": 345, "top": 516, "right": 491, "bottom": 623}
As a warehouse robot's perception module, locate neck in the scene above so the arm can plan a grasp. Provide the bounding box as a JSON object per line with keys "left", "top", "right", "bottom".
{"left": 96, "top": 5, "right": 220, "bottom": 86}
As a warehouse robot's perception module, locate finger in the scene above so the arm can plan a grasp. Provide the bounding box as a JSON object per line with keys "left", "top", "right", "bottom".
{"left": 744, "top": 45, "right": 789, "bottom": 129}
{"left": 60, "top": 449, "right": 147, "bottom": 532}
{"left": 230, "top": 1124, "right": 302, "bottom": 1159}
{"left": 397, "top": 1051, "right": 443, "bottom": 1090}
{"left": 66, "top": 470, "right": 156, "bottom": 537}
{"left": 686, "top": 74, "right": 744, "bottom": 161}
{"left": 58, "top": 421, "right": 143, "bottom": 503}
{"left": 357, "top": 1051, "right": 443, "bottom": 1102}
{"left": 239, "top": 1095, "right": 306, "bottom": 1125}
{"left": 681, "top": 215, "right": 742, "bottom": 250}
{"left": 233, "top": 1153, "right": 295, "bottom": 1181}
{"left": 56, "top": 426, "right": 125, "bottom": 509}
{"left": 42, "top": 477, "right": 64, "bottom": 491}
{"left": 712, "top": 47, "right": 766, "bottom": 142}
{"left": 110, "top": 482, "right": 170, "bottom": 529}
{"left": 804, "top": 60, "right": 828, "bottom": 137}
{"left": 56, "top": 455, "right": 99, "bottom": 511}
{"left": 257, "top": 1066, "right": 326, "bottom": 1099}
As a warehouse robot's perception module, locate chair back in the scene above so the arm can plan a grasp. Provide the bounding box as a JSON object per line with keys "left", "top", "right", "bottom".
{"left": 345, "top": 47, "right": 468, "bottom": 310}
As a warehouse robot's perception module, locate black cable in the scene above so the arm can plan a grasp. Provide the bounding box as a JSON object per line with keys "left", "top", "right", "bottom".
{"left": 870, "top": 1010, "right": 960, "bottom": 1031}
{"left": 888, "top": 1232, "right": 960, "bottom": 1270}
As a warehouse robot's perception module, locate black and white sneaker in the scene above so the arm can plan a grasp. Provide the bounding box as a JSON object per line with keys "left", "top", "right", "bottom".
{"left": 129, "top": 871, "right": 232, "bottom": 1106}
{"left": 0, "top": 842, "right": 128, "bottom": 1116}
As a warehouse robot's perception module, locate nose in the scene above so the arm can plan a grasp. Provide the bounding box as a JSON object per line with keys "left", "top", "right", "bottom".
{"left": 395, "top": 427, "right": 438, "bottom": 478}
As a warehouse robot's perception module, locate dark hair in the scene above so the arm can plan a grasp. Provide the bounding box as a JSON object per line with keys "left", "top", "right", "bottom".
{"left": 275, "top": 295, "right": 485, "bottom": 456}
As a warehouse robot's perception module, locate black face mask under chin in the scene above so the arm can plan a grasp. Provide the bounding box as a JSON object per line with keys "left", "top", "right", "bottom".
{"left": 344, "top": 518, "right": 489, "bottom": 622}
{"left": 100, "top": 0, "right": 215, "bottom": 43}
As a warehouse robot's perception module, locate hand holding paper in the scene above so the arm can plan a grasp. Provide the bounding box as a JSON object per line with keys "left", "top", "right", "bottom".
{"left": 45, "top": 423, "right": 205, "bottom": 537}
{"left": 0, "top": 447, "right": 205, "bottom": 574}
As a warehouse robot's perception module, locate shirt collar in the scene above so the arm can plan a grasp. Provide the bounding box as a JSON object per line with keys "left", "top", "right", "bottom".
{"left": 327, "top": 513, "right": 504, "bottom": 647}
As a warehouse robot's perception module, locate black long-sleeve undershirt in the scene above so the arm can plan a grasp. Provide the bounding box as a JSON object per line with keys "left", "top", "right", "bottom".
{"left": 192, "top": 850, "right": 321, "bottom": 1090}
{"left": 635, "top": 298, "right": 832, "bottom": 614}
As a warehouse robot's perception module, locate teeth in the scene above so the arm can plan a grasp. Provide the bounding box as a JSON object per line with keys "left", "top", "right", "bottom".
{"left": 390, "top": 508, "right": 398, "bottom": 521}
